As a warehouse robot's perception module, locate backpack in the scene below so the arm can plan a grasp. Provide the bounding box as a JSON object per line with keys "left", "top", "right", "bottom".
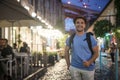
{"left": 69, "top": 32, "right": 94, "bottom": 56}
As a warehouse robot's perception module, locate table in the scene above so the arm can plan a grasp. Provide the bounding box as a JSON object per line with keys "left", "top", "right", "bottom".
{"left": 15, "top": 52, "right": 29, "bottom": 79}
{"left": 0, "top": 57, "right": 10, "bottom": 61}
{"left": 0, "top": 57, "right": 12, "bottom": 76}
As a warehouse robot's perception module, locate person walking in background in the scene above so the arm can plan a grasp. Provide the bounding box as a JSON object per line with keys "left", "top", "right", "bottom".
{"left": 12, "top": 43, "right": 18, "bottom": 53}
{"left": 64, "top": 17, "right": 99, "bottom": 80}
{"left": 1, "top": 39, "right": 14, "bottom": 59}
{"left": 19, "top": 42, "right": 27, "bottom": 53}
{"left": 0, "top": 39, "right": 14, "bottom": 80}
{"left": 19, "top": 42, "right": 30, "bottom": 74}
{"left": 109, "top": 43, "right": 116, "bottom": 63}
{"left": 19, "top": 42, "right": 30, "bottom": 54}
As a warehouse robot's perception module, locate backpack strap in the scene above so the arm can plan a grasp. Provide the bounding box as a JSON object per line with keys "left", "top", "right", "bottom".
{"left": 69, "top": 32, "right": 94, "bottom": 55}
{"left": 86, "top": 32, "right": 94, "bottom": 55}
{"left": 69, "top": 33, "right": 75, "bottom": 49}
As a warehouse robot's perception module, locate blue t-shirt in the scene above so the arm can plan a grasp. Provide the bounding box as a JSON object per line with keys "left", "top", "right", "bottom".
{"left": 66, "top": 33, "right": 97, "bottom": 71}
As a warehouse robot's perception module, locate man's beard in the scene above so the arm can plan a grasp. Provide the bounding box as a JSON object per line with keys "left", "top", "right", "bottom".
{"left": 76, "top": 25, "right": 84, "bottom": 32}
{"left": 76, "top": 29, "right": 83, "bottom": 32}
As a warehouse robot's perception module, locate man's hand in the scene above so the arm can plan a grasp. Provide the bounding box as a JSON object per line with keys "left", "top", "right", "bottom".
{"left": 83, "top": 61, "right": 91, "bottom": 67}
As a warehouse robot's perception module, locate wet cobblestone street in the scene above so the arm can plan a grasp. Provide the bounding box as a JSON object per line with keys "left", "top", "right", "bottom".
{"left": 94, "top": 56, "right": 115, "bottom": 80}
{"left": 39, "top": 59, "right": 71, "bottom": 80}
{"left": 39, "top": 54, "right": 119, "bottom": 80}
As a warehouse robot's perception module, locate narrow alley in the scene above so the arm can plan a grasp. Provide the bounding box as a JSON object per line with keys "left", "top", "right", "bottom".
{"left": 0, "top": 0, "right": 119, "bottom": 80}
{"left": 39, "top": 59, "right": 71, "bottom": 80}
{"left": 38, "top": 52, "right": 118, "bottom": 80}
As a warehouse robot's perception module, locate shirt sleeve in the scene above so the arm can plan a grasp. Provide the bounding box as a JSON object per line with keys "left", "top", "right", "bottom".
{"left": 66, "top": 37, "right": 70, "bottom": 47}
{"left": 90, "top": 35, "right": 98, "bottom": 48}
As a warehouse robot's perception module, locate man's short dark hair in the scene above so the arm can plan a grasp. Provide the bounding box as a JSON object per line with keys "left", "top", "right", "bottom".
{"left": 73, "top": 16, "right": 86, "bottom": 24}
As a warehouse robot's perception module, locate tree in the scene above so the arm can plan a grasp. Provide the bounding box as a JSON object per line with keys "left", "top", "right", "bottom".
{"left": 58, "top": 34, "right": 68, "bottom": 48}
{"left": 115, "top": 0, "right": 120, "bottom": 26}
{"left": 94, "top": 19, "right": 113, "bottom": 37}
{"left": 113, "top": 27, "right": 120, "bottom": 47}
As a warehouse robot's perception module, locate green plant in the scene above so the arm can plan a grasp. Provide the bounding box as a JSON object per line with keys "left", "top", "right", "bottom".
{"left": 113, "top": 27, "right": 120, "bottom": 47}
{"left": 115, "top": 0, "right": 120, "bottom": 26}
{"left": 47, "top": 51, "right": 57, "bottom": 56}
{"left": 94, "top": 19, "right": 113, "bottom": 37}
{"left": 58, "top": 34, "right": 68, "bottom": 48}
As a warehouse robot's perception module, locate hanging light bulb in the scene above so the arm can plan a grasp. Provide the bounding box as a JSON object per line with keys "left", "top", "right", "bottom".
{"left": 67, "top": 1, "right": 71, "bottom": 4}
{"left": 98, "top": 6, "right": 101, "bottom": 9}
{"left": 67, "top": 0, "right": 71, "bottom": 4}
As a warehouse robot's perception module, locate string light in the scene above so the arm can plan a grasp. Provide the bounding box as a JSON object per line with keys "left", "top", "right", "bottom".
{"left": 67, "top": 1, "right": 71, "bottom": 4}
{"left": 98, "top": 6, "right": 101, "bottom": 9}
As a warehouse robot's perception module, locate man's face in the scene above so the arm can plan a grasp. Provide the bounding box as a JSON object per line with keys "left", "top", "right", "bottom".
{"left": 0, "top": 40, "right": 5, "bottom": 49}
{"left": 0, "top": 40, "right": 3, "bottom": 49}
{"left": 75, "top": 18, "right": 86, "bottom": 32}
{"left": 2, "top": 40, "right": 7, "bottom": 48}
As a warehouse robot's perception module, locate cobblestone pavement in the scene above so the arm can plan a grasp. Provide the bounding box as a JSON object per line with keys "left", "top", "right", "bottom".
{"left": 95, "top": 55, "right": 115, "bottom": 80}
{"left": 39, "top": 55, "right": 119, "bottom": 80}
{"left": 39, "top": 59, "right": 71, "bottom": 80}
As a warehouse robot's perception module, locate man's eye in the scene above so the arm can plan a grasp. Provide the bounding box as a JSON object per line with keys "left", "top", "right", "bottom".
{"left": 81, "top": 22, "right": 84, "bottom": 24}
{"left": 76, "top": 22, "right": 79, "bottom": 24}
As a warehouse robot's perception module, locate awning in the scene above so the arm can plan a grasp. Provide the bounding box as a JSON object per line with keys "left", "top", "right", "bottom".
{"left": 0, "top": 0, "right": 42, "bottom": 27}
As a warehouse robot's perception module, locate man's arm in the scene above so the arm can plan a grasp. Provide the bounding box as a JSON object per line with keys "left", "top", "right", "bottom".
{"left": 83, "top": 46, "right": 99, "bottom": 67}
{"left": 64, "top": 46, "right": 70, "bottom": 70}
{"left": 89, "top": 46, "right": 99, "bottom": 63}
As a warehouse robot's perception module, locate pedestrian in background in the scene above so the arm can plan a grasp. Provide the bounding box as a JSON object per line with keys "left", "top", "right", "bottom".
{"left": 109, "top": 43, "right": 116, "bottom": 63}
{"left": 13, "top": 43, "right": 18, "bottom": 53}
{"left": 1, "top": 39, "right": 14, "bottom": 59}
{"left": 64, "top": 16, "right": 99, "bottom": 80}
{"left": 19, "top": 42, "right": 30, "bottom": 54}
{"left": 0, "top": 39, "right": 14, "bottom": 80}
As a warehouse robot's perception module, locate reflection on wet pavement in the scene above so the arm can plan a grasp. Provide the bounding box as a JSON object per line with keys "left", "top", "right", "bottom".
{"left": 39, "top": 59, "right": 71, "bottom": 80}
{"left": 39, "top": 53, "right": 118, "bottom": 80}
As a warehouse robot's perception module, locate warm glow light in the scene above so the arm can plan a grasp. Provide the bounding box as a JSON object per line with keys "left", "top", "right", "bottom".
{"left": 54, "top": 30, "right": 63, "bottom": 38}
{"left": 31, "top": 12, "right": 36, "bottom": 17}
{"left": 45, "top": 22, "right": 49, "bottom": 26}
{"left": 48, "top": 25, "right": 53, "bottom": 29}
{"left": 84, "top": 5, "right": 87, "bottom": 8}
{"left": 41, "top": 19, "right": 45, "bottom": 23}
{"left": 17, "top": 0, "right": 20, "bottom": 2}
{"left": 37, "top": 16, "right": 42, "bottom": 20}
{"left": 67, "top": 1, "right": 71, "bottom": 4}
{"left": 38, "top": 29, "right": 63, "bottom": 39}
{"left": 30, "top": 26, "right": 33, "bottom": 30}
{"left": 36, "top": 26, "right": 42, "bottom": 31}
{"left": 117, "top": 30, "right": 120, "bottom": 33}
{"left": 24, "top": 5, "right": 30, "bottom": 11}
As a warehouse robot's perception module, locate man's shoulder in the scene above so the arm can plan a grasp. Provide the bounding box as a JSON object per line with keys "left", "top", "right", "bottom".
{"left": 86, "top": 32, "right": 93, "bottom": 35}
{"left": 4, "top": 45, "right": 12, "bottom": 50}
{"left": 7, "top": 45, "right": 12, "bottom": 48}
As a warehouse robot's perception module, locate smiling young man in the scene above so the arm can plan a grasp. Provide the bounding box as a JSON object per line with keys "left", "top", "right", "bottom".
{"left": 65, "top": 17, "right": 99, "bottom": 80}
